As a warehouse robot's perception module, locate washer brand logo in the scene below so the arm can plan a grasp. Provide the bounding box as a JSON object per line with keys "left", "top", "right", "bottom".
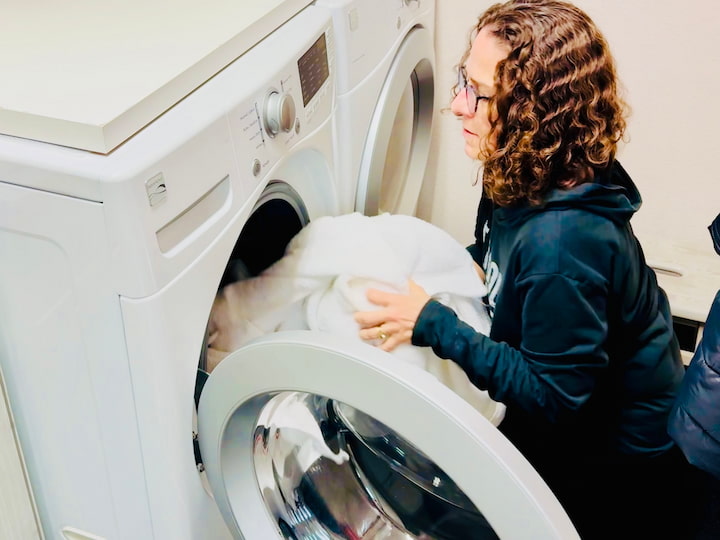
{"left": 146, "top": 173, "right": 168, "bottom": 207}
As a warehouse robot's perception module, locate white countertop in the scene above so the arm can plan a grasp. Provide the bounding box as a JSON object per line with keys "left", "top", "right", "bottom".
{"left": 641, "top": 236, "right": 720, "bottom": 323}
{"left": 0, "top": 0, "right": 312, "bottom": 153}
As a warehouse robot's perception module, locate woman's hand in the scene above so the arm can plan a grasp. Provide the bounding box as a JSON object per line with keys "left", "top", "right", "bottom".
{"left": 354, "top": 279, "right": 431, "bottom": 352}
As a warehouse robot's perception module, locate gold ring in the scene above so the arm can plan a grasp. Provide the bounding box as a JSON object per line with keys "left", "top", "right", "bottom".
{"left": 378, "top": 329, "right": 388, "bottom": 341}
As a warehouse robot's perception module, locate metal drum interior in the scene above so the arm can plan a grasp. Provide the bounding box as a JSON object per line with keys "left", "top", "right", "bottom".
{"left": 251, "top": 391, "right": 500, "bottom": 539}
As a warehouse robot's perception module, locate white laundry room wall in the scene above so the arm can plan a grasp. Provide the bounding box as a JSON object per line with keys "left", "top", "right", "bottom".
{"left": 420, "top": 0, "right": 720, "bottom": 258}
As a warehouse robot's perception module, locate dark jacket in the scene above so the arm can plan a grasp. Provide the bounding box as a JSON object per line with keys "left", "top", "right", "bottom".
{"left": 412, "top": 162, "right": 684, "bottom": 466}
{"left": 668, "top": 213, "right": 720, "bottom": 479}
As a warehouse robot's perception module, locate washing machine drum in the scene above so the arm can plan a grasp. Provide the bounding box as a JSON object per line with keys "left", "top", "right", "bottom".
{"left": 295, "top": 398, "right": 498, "bottom": 539}
{"left": 197, "top": 331, "right": 579, "bottom": 540}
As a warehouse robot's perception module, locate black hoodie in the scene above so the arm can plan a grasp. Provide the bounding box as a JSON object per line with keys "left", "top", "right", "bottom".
{"left": 412, "top": 162, "right": 684, "bottom": 465}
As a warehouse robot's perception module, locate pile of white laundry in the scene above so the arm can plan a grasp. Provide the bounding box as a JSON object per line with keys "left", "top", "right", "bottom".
{"left": 207, "top": 212, "right": 505, "bottom": 425}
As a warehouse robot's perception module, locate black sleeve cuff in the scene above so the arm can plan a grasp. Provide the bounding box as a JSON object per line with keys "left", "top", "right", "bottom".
{"left": 412, "top": 299, "right": 458, "bottom": 347}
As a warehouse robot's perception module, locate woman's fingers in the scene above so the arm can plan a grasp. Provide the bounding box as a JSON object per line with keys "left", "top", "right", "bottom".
{"left": 378, "top": 328, "right": 413, "bottom": 352}
{"left": 355, "top": 280, "right": 431, "bottom": 351}
{"left": 357, "top": 321, "right": 401, "bottom": 340}
{"left": 357, "top": 324, "right": 412, "bottom": 352}
{"left": 365, "top": 287, "right": 402, "bottom": 307}
{"left": 354, "top": 307, "right": 388, "bottom": 329}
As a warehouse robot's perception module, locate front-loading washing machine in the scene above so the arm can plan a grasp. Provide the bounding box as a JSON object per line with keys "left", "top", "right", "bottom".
{"left": 0, "top": 2, "right": 579, "bottom": 539}
{"left": 0, "top": 3, "right": 338, "bottom": 538}
{"left": 316, "top": 0, "right": 436, "bottom": 216}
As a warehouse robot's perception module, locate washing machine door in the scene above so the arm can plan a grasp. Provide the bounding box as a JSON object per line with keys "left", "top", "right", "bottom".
{"left": 197, "top": 331, "right": 579, "bottom": 540}
{"left": 356, "top": 27, "right": 434, "bottom": 216}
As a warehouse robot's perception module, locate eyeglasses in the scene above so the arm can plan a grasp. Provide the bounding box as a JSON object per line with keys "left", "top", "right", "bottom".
{"left": 457, "top": 67, "right": 491, "bottom": 115}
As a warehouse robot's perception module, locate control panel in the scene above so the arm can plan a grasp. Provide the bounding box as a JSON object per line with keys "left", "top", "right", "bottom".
{"left": 226, "top": 24, "right": 334, "bottom": 187}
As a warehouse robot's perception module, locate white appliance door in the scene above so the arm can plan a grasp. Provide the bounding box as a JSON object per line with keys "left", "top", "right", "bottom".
{"left": 198, "top": 330, "right": 579, "bottom": 539}
{"left": 356, "top": 27, "right": 434, "bottom": 217}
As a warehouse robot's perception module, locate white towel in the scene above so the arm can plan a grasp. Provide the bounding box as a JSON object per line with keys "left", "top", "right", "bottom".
{"left": 208, "top": 212, "right": 505, "bottom": 426}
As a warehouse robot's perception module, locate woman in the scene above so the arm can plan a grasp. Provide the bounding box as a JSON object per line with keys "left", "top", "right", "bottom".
{"left": 355, "top": 1, "right": 695, "bottom": 537}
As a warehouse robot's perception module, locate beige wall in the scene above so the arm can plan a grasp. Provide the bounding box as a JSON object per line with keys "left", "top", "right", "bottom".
{"left": 421, "top": 0, "right": 720, "bottom": 257}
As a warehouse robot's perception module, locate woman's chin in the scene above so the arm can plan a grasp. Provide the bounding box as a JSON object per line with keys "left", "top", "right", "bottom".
{"left": 464, "top": 143, "right": 479, "bottom": 159}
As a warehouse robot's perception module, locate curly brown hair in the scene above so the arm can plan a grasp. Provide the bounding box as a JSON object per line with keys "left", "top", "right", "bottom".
{"left": 460, "top": 0, "right": 628, "bottom": 206}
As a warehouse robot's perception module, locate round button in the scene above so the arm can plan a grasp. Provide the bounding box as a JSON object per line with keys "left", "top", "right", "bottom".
{"left": 263, "top": 91, "right": 296, "bottom": 137}
{"left": 252, "top": 159, "right": 261, "bottom": 177}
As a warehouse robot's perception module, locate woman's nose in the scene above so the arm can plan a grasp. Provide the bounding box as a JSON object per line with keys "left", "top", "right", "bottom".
{"left": 451, "top": 89, "right": 468, "bottom": 117}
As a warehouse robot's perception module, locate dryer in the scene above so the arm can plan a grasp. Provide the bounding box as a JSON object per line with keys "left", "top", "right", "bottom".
{"left": 0, "top": 3, "right": 579, "bottom": 540}
{"left": 317, "top": 0, "right": 436, "bottom": 216}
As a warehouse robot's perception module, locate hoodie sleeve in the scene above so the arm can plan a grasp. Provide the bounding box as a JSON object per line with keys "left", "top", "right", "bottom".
{"left": 412, "top": 271, "right": 609, "bottom": 424}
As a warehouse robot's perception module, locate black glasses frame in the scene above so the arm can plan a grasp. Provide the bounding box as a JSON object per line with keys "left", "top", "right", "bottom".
{"left": 457, "top": 67, "right": 490, "bottom": 115}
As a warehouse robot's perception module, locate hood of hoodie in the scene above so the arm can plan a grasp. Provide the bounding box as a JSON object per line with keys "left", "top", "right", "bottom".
{"left": 494, "top": 161, "right": 641, "bottom": 227}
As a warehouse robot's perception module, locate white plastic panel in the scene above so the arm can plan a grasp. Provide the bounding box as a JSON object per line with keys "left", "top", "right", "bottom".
{"left": 0, "top": 0, "right": 314, "bottom": 152}
{"left": 0, "top": 182, "right": 151, "bottom": 539}
{"left": 0, "top": 372, "right": 41, "bottom": 539}
{"left": 198, "top": 331, "right": 579, "bottom": 539}
{"left": 316, "top": 0, "right": 434, "bottom": 95}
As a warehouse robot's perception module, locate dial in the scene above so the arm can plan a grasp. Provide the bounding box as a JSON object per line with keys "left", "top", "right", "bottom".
{"left": 263, "top": 91, "right": 296, "bottom": 137}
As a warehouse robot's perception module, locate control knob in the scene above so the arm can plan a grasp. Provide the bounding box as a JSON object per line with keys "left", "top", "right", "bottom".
{"left": 263, "top": 91, "right": 296, "bottom": 137}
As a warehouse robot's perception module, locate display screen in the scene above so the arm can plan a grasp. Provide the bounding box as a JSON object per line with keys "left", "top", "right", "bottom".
{"left": 298, "top": 33, "right": 329, "bottom": 107}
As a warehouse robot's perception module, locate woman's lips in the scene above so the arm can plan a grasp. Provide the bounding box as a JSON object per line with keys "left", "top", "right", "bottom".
{"left": 463, "top": 128, "right": 477, "bottom": 137}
